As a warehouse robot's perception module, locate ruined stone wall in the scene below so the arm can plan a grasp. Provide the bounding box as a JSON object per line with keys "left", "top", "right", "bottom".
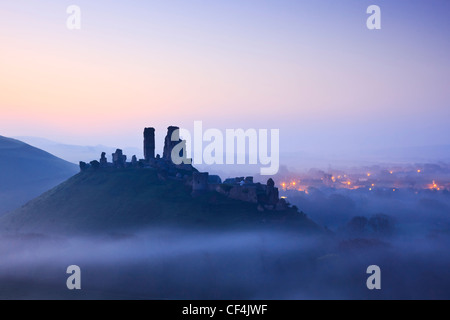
{"left": 228, "top": 186, "right": 259, "bottom": 203}
{"left": 163, "top": 126, "right": 181, "bottom": 162}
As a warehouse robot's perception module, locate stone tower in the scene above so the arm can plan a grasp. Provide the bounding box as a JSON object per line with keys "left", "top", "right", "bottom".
{"left": 143, "top": 127, "right": 155, "bottom": 161}
{"left": 163, "top": 126, "right": 182, "bottom": 162}
{"left": 266, "top": 178, "right": 279, "bottom": 205}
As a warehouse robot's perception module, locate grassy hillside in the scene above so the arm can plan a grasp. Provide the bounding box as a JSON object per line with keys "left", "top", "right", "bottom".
{"left": 0, "top": 168, "right": 320, "bottom": 235}
{"left": 0, "top": 136, "right": 78, "bottom": 215}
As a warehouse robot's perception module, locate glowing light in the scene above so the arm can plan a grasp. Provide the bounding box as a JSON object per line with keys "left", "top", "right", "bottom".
{"left": 431, "top": 181, "right": 438, "bottom": 189}
{"left": 347, "top": 181, "right": 351, "bottom": 186}
{"left": 427, "top": 180, "right": 441, "bottom": 191}
{"left": 371, "top": 183, "right": 375, "bottom": 187}
{"left": 417, "top": 170, "right": 421, "bottom": 173}
{"left": 389, "top": 171, "right": 393, "bottom": 174}
{"left": 367, "top": 173, "right": 371, "bottom": 177}
{"left": 281, "top": 196, "right": 287, "bottom": 199}
{"left": 292, "top": 181, "right": 296, "bottom": 186}
{"left": 369, "top": 188, "right": 372, "bottom": 191}
{"left": 393, "top": 189, "right": 396, "bottom": 192}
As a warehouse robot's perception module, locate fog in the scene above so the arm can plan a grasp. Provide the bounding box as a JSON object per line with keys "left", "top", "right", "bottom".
{"left": 0, "top": 223, "right": 448, "bottom": 299}
{"left": 284, "top": 188, "right": 450, "bottom": 235}
{"left": 1, "top": 161, "right": 449, "bottom": 299}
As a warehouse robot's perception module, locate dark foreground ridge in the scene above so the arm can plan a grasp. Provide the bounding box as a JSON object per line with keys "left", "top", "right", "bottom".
{"left": 0, "top": 127, "right": 321, "bottom": 235}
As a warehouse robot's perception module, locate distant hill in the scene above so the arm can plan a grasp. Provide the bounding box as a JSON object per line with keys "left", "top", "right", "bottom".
{"left": 14, "top": 136, "right": 142, "bottom": 164}
{"left": 0, "top": 168, "right": 320, "bottom": 235}
{"left": 0, "top": 136, "right": 78, "bottom": 216}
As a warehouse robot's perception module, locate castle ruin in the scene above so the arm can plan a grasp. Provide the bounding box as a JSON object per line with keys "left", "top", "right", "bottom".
{"left": 143, "top": 127, "right": 155, "bottom": 161}
{"left": 79, "top": 126, "right": 288, "bottom": 212}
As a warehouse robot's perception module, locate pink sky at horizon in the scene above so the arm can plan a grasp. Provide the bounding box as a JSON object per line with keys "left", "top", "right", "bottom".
{"left": 1, "top": 1, "right": 449, "bottom": 155}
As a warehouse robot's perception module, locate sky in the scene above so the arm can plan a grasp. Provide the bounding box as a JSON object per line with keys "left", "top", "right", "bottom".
{"left": 1, "top": 0, "right": 449, "bottom": 163}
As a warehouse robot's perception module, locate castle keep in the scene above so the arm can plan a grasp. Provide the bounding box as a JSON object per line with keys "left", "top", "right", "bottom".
{"left": 79, "top": 126, "right": 287, "bottom": 211}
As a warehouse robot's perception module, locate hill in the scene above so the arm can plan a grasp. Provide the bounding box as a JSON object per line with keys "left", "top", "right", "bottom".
{"left": 14, "top": 136, "right": 142, "bottom": 164}
{"left": 0, "top": 136, "right": 78, "bottom": 216}
{"left": 0, "top": 168, "right": 320, "bottom": 235}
